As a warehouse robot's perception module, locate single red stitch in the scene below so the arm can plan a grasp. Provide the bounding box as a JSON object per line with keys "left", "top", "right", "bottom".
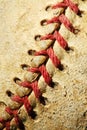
{"left": 31, "top": 81, "right": 42, "bottom": 99}
{"left": 52, "top": 2, "right": 67, "bottom": 8}
{"left": 47, "top": 16, "right": 60, "bottom": 24}
{"left": 53, "top": 31, "right": 68, "bottom": 49}
{"left": 39, "top": 65, "right": 52, "bottom": 86}
{"left": 52, "top": 0, "right": 80, "bottom": 14}
{"left": 19, "top": 81, "right": 42, "bottom": 99}
{"left": 5, "top": 107, "right": 18, "bottom": 117}
{"left": 29, "top": 65, "right": 52, "bottom": 86}
{"left": 11, "top": 95, "right": 24, "bottom": 104}
{"left": 58, "top": 14, "right": 75, "bottom": 33}
{"left": 47, "top": 14, "right": 75, "bottom": 33}
{"left": 41, "top": 34, "right": 54, "bottom": 41}
{"left": 19, "top": 81, "right": 31, "bottom": 88}
{"left": 23, "top": 96, "right": 33, "bottom": 114}
{"left": 47, "top": 47, "right": 61, "bottom": 67}
{"left": 11, "top": 96, "right": 33, "bottom": 114}
{"left": 35, "top": 50, "right": 47, "bottom": 56}
{"left": 35, "top": 47, "right": 61, "bottom": 68}
{"left": 65, "top": 0, "right": 80, "bottom": 14}
{"left": 41, "top": 31, "right": 68, "bottom": 50}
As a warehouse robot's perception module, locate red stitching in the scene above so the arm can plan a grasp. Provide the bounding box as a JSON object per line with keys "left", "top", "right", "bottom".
{"left": 5, "top": 107, "right": 24, "bottom": 129}
{"left": 5, "top": 107, "right": 19, "bottom": 129}
{"left": 52, "top": 0, "right": 80, "bottom": 14}
{"left": 0, "top": 119, "right": 10, "bottom": 130}
{"left": 5, "top": 107, "right": 19, "bottom": 126}
{"left": 41, "top": 31, "right": 68, "bottom": 50}
{"left": 47, "top": 14, "right": 75, "bottom": 33}
{"left": 35, "top": 47, "right": 61, "bottom": 68}
{"left": 19, "top": 81, "right": 42, "bottom": 99}
{"left": 0, "top": 0, "right": 80, "bottom": 129}
{"left": 11, "top": 96, "right": 32, "bottom": 114}
{"left": 5, "top": 122, "right": 10, "bottom": 130}
{"left": 0, "top": 96, "right": 32, "bottom": 129}
{"left": 29, "top": 65, "right": 52, "bottom": 86}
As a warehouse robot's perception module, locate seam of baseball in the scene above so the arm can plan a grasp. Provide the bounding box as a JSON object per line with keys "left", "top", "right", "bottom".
{"left": 0, "top": 0, "right": 81, "bottom": 129}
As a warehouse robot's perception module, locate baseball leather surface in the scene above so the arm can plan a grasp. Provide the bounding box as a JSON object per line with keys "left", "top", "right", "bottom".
{"left": 0, "top": 0, "right": 87, "bottom": 130}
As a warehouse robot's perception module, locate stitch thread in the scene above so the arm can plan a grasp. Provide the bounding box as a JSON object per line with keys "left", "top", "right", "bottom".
{"left": 52, "top": 0, "right": 80, "bottom": 14}
{"left": 29, "top": 65, "right": 52, "bottom": 86}
{"left": 41, "top": 31, "right": 68, "bottom": 50}
{"left": 5, "top": 107, "right": 24, "bottom": 129}
{"left": 35, "top": 47, "right": 61, "bottom": 68}
{"left": 0, "top": 119, "right": 10, "bottom": 130}
{"left": 19, "top": 81, "right": 42, "bottom": 99}
{"left": 11, "top": 96, "right": 33, "bottom": 114}
{"left": 0, "top": 0, "right": 81, "bottom": 129}
{"left": 47, "top": 14, "right": 75, "bottom": 33}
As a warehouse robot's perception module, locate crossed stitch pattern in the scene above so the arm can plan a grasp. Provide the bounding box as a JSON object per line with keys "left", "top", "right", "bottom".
{"left": 0, "top": 0, "right": 81, "bottom": 129}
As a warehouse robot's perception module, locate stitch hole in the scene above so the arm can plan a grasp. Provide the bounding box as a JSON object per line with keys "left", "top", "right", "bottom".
{"left": 51, "top": 81, "right": 57, "bottom": 88}
{"left": 62, "top": 65, "right": 69, "bottom": 72}
{"left": 74, "top": 29, "right": 80, "bottom": 34}
{"left": 34, "top": 35, "right": 41, "bottom": 41}
{"left": 6, "top": 90, "right": 13, "bottom": 97}
{"left": 53, "top": 11, "right": 59, "bottom": 15}
{"left": 28, "top": 49, "right": 36, "bottom": 55}
{"left": 53, "top": 81, "right": 59, "bottom": 87}
{"left": 40, "top": 19, "right": 47, "bottom": 26}
{"left": 13, "top": 77, "right": 21, "bottom": 84}
{"left": 45, "top": 5, "right": 52, "bottom": 11}
{"left": 29, "top": 110, "right": 37, "bottom": 119}
{"left": 58, "top": 64, "right": 64, "bottom": 71}
{"left": 0, "top": 101, "right": 7, "bottom": 107}
{"left": 39, "top": 96, "right": 47, "bottom": 105}
{"left": 83, "top": 110, "right": 87, "bottom": 117}
{"left": 77, "top": 10, "right": 83, "bottom": 17}
{"left": 66, "top": 47, "right": 74, "bottom": 53}
{"left": 21, "top": 64, "right": 29, "bottom": 70}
